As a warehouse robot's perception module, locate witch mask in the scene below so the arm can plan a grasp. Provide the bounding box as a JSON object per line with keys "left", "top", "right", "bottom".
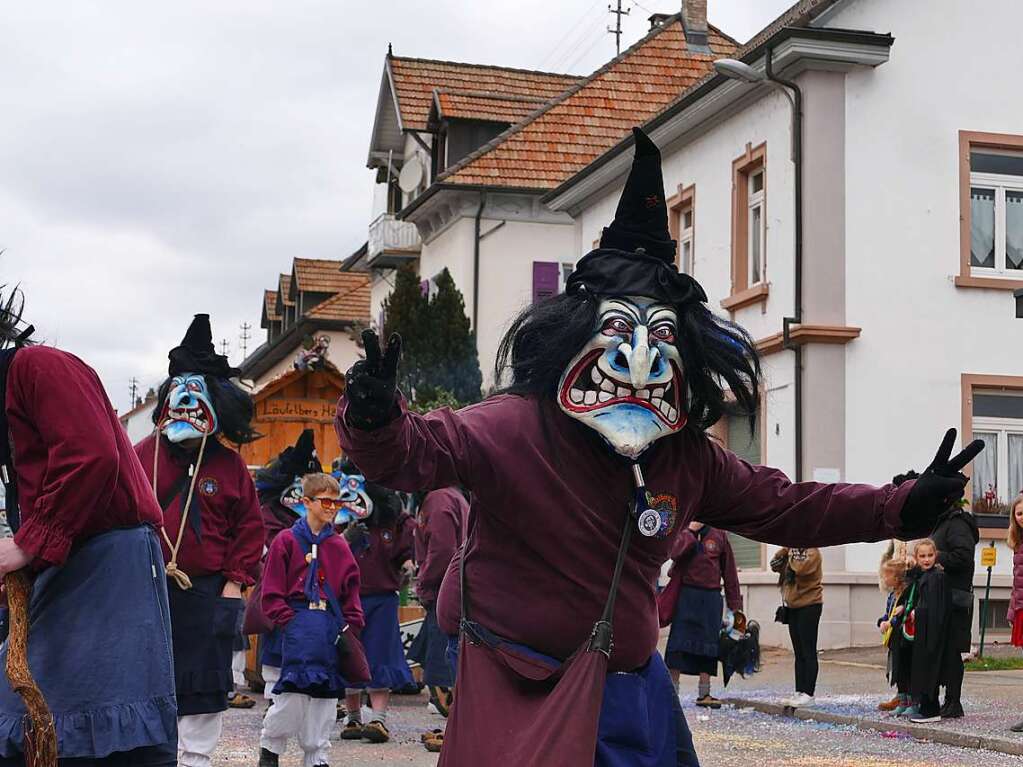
{"left": 159, "top": 373, "right": 218, "bottom": 443}
{"left": 558, "top": 295, "right": 686, "bottom": 459}
{"left": 336, "top": 471, "right": 373, "bottom": 524}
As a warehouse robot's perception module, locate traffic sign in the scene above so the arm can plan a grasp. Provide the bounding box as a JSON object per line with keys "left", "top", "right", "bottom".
{"left": 981, "top": 546, "right": 997, "bottom": 568}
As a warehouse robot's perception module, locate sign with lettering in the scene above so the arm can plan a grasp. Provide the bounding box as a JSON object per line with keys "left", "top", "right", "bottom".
{"left": 980, "top": 546, "right": 997, "bottom": 568}
{"left": 257, "top": 398, "right": 336, "bottom": 423}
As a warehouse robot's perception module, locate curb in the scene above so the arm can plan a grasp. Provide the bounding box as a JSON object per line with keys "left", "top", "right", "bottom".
{"left": 721, "top": 697, "right": 1023, "bottom": 757}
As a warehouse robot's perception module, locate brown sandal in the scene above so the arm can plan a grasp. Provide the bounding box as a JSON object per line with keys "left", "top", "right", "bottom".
{"left": 424, "top": 733, "right": 444, "bottom": 752}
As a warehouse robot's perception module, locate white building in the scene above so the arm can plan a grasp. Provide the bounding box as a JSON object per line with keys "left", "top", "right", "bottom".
{"left": 545, "top": 0, "right": 1023, "bottom": 647}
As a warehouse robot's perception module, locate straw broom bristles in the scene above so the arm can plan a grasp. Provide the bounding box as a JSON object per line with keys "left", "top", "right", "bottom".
{"left": 4, "top": 571, "right": 56, "bottom": 767}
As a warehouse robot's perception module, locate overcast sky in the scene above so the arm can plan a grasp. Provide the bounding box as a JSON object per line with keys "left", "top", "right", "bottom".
{"left": 1, "top": 0, "right": 792, "bottom": 412}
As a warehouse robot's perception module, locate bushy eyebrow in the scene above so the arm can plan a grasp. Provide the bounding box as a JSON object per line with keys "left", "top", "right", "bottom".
{"left": 600, "top": 299, "right": 642, "bottom": 324}
{"left": 647, "top": 307, "right": 678, "bottom": 326}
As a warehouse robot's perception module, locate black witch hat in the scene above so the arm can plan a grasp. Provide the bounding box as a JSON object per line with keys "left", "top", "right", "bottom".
{"left": 566, "top": 127, "right": 707, "bottom": 306}
{"left": 168, "top": 313, "right": 241, "bottom": 378}
{"left": 254, "top": 429, "right": 320, "bottom": 495}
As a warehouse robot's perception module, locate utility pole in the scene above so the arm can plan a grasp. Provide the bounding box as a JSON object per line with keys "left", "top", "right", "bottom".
{"left": 129, "top": 377, "right": 139, "bottom": 406}
{"left": 239, "top": 322, "right": 252, "bottom": 360}
{"left": 220, "top": 339, "right": 230, "bottom": 358}
{"left": 608, "top": 0, "right": 630, "bottom": 56}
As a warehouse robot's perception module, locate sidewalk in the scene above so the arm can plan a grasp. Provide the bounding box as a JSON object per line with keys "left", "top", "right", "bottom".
{"left": 709, "top": 644, "right": 1023, "bottom": 757}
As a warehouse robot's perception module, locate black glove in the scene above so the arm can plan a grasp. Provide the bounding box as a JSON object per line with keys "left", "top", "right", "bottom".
{"left": 345, "top": 330, "right": 402, "bottom": 430}
{"left": 901, "top": 428, "right": 984, "bottom": 535}
{"left": 343, "top": 521, "right": 370, "bottom": 553}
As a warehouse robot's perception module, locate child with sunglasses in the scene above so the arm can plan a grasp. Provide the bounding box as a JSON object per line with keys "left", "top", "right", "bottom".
{"left": 258, "top": 473, "right": 364, "bottom": 767}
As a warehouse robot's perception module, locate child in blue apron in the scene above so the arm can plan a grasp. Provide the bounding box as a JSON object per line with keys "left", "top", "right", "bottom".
{"left": 259, "top": 473, "right": 363, "bottom": 767}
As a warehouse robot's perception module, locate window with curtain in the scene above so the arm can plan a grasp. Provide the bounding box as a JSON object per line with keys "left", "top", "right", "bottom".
{"left": 747, "top": 170, "right": 765, "bottom": 286}
{"left": 679, "top": 206, "right": 694, "bottom": 275}
{"left": 969, "top": 150, "right": 1023, "bottom": 275}
{"left": 725, "top": 411, "right": 764, "bottom": 569}
{"left": 972, "top": 391, "right": 1023, "bottom": 513}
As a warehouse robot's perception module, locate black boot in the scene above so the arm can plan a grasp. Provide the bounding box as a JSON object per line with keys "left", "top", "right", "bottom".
{"left": 939, "top": 700, "right": 964, "bottom": 719}
{"left": 259, "top": 747, "right": 279, "bottom": 767}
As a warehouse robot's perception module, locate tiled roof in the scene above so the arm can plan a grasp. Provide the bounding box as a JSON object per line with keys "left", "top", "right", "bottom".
{"left": 278, "top": 274, "right": 294, "bottom": 307}
{"left": 263, "top": 290, "right": 280, "bottom": 323}
{"left": 388, "top": 55, "right": 581, "bottom": 132}
{"left": 438, "top": 17, "right": 736, "bottom": 190}
{"left": 291, "top": 258, "right": 368, "bottom": 296}
{"left": 306, "top": 282, "right": 371, "bottom": 323}
{"left": 433, "top": 90, "right": 548, "bottom": 125}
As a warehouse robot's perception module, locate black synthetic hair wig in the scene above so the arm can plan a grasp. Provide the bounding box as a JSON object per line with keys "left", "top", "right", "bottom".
{"left": 364, "top": 481, "right": 402, "bottom": 529}
{"left": 494, "top": 290, "right": 762, "bottom": 435}
{"left": 0, "top": 284, "right": 33, "bottom": 349}
{"left": 153, "top": 375, "right": 261, "bottom": 445}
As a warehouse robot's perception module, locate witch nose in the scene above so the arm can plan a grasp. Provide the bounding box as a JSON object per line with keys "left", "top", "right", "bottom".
{"left": 617, "top": 325, "right": 660, "bottom": 389}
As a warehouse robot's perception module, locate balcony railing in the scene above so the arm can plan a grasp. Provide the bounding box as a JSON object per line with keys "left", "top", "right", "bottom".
{"left": 368, "top": 213, "right": 421, "bottom": 262}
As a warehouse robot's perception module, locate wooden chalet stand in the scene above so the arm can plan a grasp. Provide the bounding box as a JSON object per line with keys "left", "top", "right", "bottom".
{"left": 240, "top": 364, "right": 346, "bottom": 470}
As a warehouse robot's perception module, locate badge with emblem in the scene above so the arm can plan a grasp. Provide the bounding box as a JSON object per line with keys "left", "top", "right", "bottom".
{"left": 199, "top": 478, "right": 219, "bottom": 496}
{"left": 382, "top": 530, "right": 393, "bottom": 542}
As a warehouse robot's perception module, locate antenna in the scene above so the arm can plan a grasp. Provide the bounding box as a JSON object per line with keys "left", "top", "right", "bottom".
{"left": 608, "top": 0, "right": 630, "bottom": 55}
{"left": 239, "top": 322, "right": 252, "bottom": 359}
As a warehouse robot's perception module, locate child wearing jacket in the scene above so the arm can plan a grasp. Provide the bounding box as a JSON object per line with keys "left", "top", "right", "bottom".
{"left": 905, "top": 539, "right": 951, "bottom": 724}
{"left": 259, "top": 473, "right": 364, "bottom": 767}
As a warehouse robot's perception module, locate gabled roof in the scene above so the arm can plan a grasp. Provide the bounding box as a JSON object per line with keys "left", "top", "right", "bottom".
{"left": 261, "top": 290, "right": 280, "bottom": 329}
{"left": 388, "top": 55, "right": 582, "bottom": 132}
{"left": 433, "top": 16, "right": 736, "bottom": 191}
{"left": 277, "top": 274, "right": 294, "bottom": 309}
{"left": 290, "top": 258, "right": 369, "bottom": 298}
{"left": 306, "top": 282, "right": 372, "bottom": 323}
{"left": 431, "top": 90, "right": 549, "bottom": 126}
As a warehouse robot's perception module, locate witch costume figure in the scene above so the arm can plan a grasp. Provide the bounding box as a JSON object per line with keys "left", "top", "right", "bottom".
{"left": 252, "top": 429, "right": 323, "bottom": 698}
{"left": 0, "top": 287, "right": 177, "bottom": 765}
{"left": 338, "top": 461, "right": 416, "bottom": 745}
{"left": 135, "top": 313, "right": 265, "bottom": 767}
{"left": 336, "top": 128, "right": 985, "bottom": 766}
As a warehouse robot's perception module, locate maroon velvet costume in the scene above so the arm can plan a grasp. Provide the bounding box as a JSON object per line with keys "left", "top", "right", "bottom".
{"left": 414, "top": 488, "right": 468, "bottom": 607}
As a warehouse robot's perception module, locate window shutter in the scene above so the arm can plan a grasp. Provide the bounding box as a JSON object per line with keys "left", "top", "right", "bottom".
{"left": 532, "top": 262, "right": 560, "bottom": 303}
{"left": 725, "top": 412, "right": 764, "bottom": 569}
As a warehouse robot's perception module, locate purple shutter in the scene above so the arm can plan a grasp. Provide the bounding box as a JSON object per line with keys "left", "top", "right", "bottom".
{"left": 532, "top": 262, "right": 560, "bottom": 303}
{"left": 420, "top": 280, "right": 429, "bottom": 297}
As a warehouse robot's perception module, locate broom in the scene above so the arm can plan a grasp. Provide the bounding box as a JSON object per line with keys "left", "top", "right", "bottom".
{"left": 4, "top": 570, "right": 56, "bottom": 767}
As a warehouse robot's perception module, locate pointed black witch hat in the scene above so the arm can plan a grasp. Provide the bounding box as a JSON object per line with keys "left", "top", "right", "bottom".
{"left": 168, "top": 313, "right": 241, "bottom": 378}
{"left": 566, "top": 127, "right": 707, "bottom": 306}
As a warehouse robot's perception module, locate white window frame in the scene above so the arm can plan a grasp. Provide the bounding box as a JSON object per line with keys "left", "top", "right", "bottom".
{"left": 558, "top": 262, "right": 575, "bottom": 292}
{"left": 969, "top": 169, "right": 1023, "bottom": 277}
{"left": 972, "top": 415, "right": 1023, "bottom": 504}
{"left": 679, "top": 206, "right": 694, "bottom": 275}
{"left": 747, "top": 170, "right": 766, "bottom": 286}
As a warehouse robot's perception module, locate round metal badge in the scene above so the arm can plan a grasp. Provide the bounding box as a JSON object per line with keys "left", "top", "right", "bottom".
{"left": 637, "top": 508, "right": 662, "bottom": 537}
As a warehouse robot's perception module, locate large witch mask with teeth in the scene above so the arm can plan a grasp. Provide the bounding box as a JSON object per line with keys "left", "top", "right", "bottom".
{"left": 559, "top": 296, "right": 685, "bottom": 459}
{"left": 160, "top": 374, "right": 218, "bottom": 443}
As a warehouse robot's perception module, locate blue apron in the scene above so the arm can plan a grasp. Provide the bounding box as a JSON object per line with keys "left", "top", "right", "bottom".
{"left": 168, "top": 573, "right": 242, "bottom": 716}
{"left": 407, "top": 604, "right": 455, "bottom": 687}
{"left": 665, "top": 586, "right": 722, "bottom": 676}
{"left": 0, "top": 526, "right": 177, "bottom": 761}
{"left": 273, "top": 602, "right": 347, "bottom": 698}
{"left": 353, "top": 592, "right": 414, "bottom": 689}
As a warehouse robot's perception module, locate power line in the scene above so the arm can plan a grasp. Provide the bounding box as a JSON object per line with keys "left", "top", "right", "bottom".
{"left": 550, "top": 13, "right": 610, "bottom": 72}
{"left": 608, "top": 0, "right": 631, "bottom": 56}
{"left": 564, "top": 22, "right": 615, "bottom": 72}
{"left": 538, "top": 0, "right": 606, "bottom": 70}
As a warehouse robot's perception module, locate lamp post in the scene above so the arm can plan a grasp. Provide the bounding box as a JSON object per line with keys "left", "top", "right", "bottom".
{"left": 714, "top": 52, "right": 805, "bottom": 480}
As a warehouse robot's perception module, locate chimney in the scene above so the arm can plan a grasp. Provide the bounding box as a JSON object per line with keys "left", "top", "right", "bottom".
{"left": 648, "top": 12, "right": 672, "bottom": 30}
{"left": 681, "top": 0, "right": 709, "bottom": 51}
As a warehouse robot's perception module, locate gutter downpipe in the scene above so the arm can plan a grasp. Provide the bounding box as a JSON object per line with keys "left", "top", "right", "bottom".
{"left": 473, "top": 191, "right": 487, "bottom": 343}
{"left": 766, "top": 49, "right": 805, "bottom": 483}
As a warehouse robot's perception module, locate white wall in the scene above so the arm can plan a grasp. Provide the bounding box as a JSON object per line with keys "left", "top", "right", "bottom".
{"left": 121, "top": 401, "right": 157, "bottom": 444}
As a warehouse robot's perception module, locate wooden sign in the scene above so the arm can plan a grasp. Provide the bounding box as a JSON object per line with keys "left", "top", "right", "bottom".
{"left": 257, "top": 398, "right": 336, "bottom": 423}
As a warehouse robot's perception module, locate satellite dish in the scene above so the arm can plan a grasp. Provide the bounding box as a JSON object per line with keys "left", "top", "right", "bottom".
{"left": 398, "top": 158, "right": 424, "bottom": 194}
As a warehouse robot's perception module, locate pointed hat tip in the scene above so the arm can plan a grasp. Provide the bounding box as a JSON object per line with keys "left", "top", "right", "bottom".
{"left": 631, "top": 127, "right": 659, "bottom": 158}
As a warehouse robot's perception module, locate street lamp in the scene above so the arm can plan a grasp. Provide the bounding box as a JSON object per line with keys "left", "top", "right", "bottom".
{"left": 715, "top": 51, "right": 806, "bottom": 481}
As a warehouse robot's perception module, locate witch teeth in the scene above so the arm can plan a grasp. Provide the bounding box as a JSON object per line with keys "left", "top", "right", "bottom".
{"left": 591, "top": 368, "right": 602, "bottom": 385}
{"left": 570, "top": 389, "right": 584, "bottom": 404}
{"left": 598, "top": 391, "right": 613, "bottom": 402}
{"left": 617, "top": 387, "right": 630, "bottom": 398}
{"left": 600, "top": 378, "right": 615, "bottom": 393}
{"left": 584, "top": 391, "right": 597, "bottom": 405}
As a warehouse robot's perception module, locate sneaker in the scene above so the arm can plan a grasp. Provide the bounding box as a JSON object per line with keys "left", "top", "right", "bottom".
{"left": 228, "top": 693, "right": 257, "bottom": 709}
{"left": 910, "top": 714, "right": 942, "bottom": 724}
{"left": 878, "top": 694, "right": 901, "bottom": 712}
{"left": 695, "top": 695, "right": 722, "bottom": 709}
{"left": 340, "top": 720, "right": 363, "bottom": 740}
{"left": 940, "top": 701, "right": 964, "bottom": 719}
{"left": 788, "top": 693, "right": 815, "bottom": 708}
{"left": 362, "top": 720, "right": 390, "bottom": 743}
{"left": 900, "top": 705, "right": 921, "bottom": 719}
{"left": 259, "top": 748, "right": 279, "bottom": 767}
